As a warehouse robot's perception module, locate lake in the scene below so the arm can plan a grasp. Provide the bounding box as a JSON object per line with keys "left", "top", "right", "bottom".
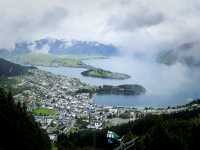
{"left": 38, "top": 57, "right": 200, "bottom": 107}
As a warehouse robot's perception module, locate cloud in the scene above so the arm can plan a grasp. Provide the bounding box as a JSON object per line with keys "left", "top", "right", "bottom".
{"left": 0, "top": 0, "right": 200, "bottom": 58}
{"left": 0, "top": 0, "right": 67, "bottom": 49}
{"left": 108, "top": 10, "right": 165, "bottom": 32}
{"left": 166, "top": 41, "right": 200, "bottom": 66}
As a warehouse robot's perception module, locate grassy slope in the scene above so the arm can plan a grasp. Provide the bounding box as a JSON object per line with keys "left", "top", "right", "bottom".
{"left": 32, "top": 108, "right": 57, "bottom": 116}
{"left": 87, "top": 69, "right": 113, "bottom": 78}
{"left": 1, "top": 53, "right": 86, "bottom": 68}
{"left": 0, "top": 58, "right": 33, "bottom": 77}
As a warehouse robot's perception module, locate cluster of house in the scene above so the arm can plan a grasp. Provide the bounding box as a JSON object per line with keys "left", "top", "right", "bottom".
{"left": 12, "top": 69, "right": 200, "bottom": 142}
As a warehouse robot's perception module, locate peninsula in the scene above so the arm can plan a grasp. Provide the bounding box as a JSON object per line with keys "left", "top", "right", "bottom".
{"left": 96, "top": 84, "right": 146, "bottom": 95}
{"left": 81, "top": 68, "right": 131, "bottom": 80}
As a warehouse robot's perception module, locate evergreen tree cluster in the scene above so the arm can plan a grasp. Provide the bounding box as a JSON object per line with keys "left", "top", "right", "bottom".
{"left": 0, "top": 58, "right": 35, "bottom": 77}
{"left": 56, "top": 104, "right": 200, "bottom": 150}
{"left": 0, "top": 88, "right": 51, "bottom": 150}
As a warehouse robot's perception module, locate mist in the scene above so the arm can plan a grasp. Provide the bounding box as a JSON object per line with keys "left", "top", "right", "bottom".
{"left": 0, "top": 0, "right": 200, "bottom": 107}
{"left": 80, "top": 54, "right": 200, "bottom": 107}
{"left": 1, "top": 0, "right": 200, "bottom": 53}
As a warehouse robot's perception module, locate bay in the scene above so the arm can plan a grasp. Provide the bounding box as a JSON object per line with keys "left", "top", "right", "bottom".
{"left": 38, "top": 57, "right": 200, "bottom": 107}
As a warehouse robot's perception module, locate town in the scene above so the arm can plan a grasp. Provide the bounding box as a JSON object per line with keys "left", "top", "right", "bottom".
{"left": 9, "top": 69, "right": 200, "bottom": 141}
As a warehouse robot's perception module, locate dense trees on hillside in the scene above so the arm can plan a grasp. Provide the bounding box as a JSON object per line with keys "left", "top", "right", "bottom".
{"left": 0, "top": 58, "right": 35, "bottom": 77}
{"left": 0, "top": 88, "right": 51, "bottom": 150}
{"left": 56, "top": 105, "right": 200, "bottom": 150}
{"left": 1, "top": 84, "right": 200, "bottom": 150}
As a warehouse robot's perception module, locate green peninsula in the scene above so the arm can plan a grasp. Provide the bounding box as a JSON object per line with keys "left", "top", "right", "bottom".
{"left": 81, "top": 68, "right": 131, "bottom": 80}
{"left": 96, "top": 84, "right": 146, "bottom": 95}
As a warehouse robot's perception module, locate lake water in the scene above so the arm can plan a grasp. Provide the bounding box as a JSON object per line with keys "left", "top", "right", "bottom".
{"left": 38, "top": 57, "right": 200, "bottom": 107}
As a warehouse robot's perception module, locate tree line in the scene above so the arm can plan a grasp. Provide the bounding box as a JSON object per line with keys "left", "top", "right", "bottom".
{"left": 0, "top": 88, "right": 51, "bottom": 150}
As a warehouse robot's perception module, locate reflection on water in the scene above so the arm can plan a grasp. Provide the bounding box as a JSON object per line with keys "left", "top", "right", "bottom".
{"left": 38, "top": 57, "right": 200, "bottom": 107}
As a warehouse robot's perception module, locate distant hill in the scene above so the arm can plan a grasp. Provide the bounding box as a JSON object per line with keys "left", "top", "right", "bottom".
{"left": 0, "top": 58, "right": 34, "bottom": 77}
{"left": 13, "top": 38, "right": 118, "bottom": 56}
{"left": 0, "top": 49, "right": 10, "bottom": 55}
{"left": 96, "top": 84, "right": 146, "bottom": 95}
{"left": 157, "top": 42, "right": 200, "bottom": 67}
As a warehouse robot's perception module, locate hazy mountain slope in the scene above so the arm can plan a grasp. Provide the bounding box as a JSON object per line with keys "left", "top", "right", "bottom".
{"left": 157, "top": 42, "right": 200, "bottom": 67}
{"left": 13, "top": 38, "right": 118, "bottom": 56}
{"left": 0, "top": 58, "right": 34, "bottom": 76}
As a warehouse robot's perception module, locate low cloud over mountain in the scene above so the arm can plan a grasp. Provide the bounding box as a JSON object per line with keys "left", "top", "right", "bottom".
{"left": 157, "top": 41, "right": 200, "bottom": 67}
{"left": 3, "top": 38, "right": 118, "bottom": 56}
{"left": 0, "top": 0, "right": 200, "bottom": 57}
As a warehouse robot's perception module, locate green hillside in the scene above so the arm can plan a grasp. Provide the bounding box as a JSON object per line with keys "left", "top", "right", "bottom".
{"left": 0, "top": 88, "right": 51, "bottom": 150}
{"left": 56, "top": 101, "right": 200, "bottom": 150}
{"left": 0, "top": 58, "right": 34, "bottom": 77}
{"left": 1, "top": 53, "right": 87, "bottom": 68}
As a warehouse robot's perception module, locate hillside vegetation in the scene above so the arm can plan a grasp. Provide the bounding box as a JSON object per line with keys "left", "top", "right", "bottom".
{"left": 56, "top": 101, "right": 200, "bottom": 150}
{"left": 0, "top": 88, "right": 51, "bottom": 150}
{"left": 1, "top": 53, "right": 87, "bottom": 68}
{"left": 81, "top": 68, "right": 131, "bottom": 80}
{"left": 0, "top": 58, "right": 34, "bottom": 77}
{"left": 97, "top": 84, "right": 146, "bottom": 95}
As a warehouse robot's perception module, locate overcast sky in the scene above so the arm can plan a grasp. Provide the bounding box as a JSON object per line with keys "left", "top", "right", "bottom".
{"left": 0, "top": 0, "right": 200, "bottom": 54}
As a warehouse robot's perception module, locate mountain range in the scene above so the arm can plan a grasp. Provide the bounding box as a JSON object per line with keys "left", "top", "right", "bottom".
{"left": 8, "top": 38, "right": 118, "bottom": 56}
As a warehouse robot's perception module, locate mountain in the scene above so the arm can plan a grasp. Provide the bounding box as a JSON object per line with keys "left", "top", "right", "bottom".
{"left": 157, "top": 42, "right": 200, "bottom": 67}
{"left": 0, "top": 58, "right": 35, "bottom": 77}
{"left": 13, "top": 38, "right": 118, "bottom": 56}
{"left": 0, "top": 49, "right": 10, "bottom": 55}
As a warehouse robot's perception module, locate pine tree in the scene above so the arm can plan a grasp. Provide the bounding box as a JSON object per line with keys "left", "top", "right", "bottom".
{"left": 0, "top": 88, "right": 51, "bottom": 150}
